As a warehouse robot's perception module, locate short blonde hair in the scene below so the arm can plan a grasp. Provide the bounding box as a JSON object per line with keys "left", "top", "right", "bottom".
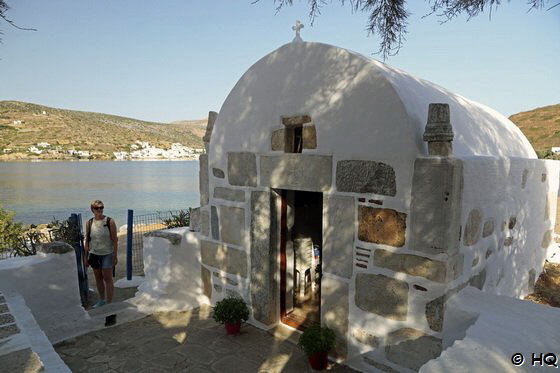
{"left": 90, "top": 200, "right": 104, "bottom": 211}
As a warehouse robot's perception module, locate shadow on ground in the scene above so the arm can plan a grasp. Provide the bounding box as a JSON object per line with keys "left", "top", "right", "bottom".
{"left": 54, "top": 305, "right": 357, "bottom": 373}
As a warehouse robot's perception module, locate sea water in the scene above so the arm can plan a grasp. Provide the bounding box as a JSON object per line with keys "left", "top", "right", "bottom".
{"left": 0, "top": 160, "right": 200, "bottom": 226}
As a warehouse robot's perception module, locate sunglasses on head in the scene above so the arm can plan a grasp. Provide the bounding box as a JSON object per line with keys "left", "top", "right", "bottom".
{"left": 93, "top": 206, "right": 104, "bottom": 210}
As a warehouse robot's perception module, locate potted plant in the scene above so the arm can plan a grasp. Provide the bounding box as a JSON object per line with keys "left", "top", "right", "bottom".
{"left": 298, "top": 325, "right": 336, "bottom": 370}
{"left": 212, "top": 296, "right": 250, "bottom": 335}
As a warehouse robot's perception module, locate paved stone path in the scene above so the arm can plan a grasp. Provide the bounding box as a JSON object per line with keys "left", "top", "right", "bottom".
{"left": 54, "top": 305, "right": 358, "bottom": 373}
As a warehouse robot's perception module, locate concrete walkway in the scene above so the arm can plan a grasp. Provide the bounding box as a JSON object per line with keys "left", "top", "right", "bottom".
{"left": 54, "top": 304, "right": 358, "bottom": 373}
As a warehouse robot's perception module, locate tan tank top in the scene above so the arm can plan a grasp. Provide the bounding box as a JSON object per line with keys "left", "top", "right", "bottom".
{"left": 90, "top": 216, "right": 113, "bottom": 255}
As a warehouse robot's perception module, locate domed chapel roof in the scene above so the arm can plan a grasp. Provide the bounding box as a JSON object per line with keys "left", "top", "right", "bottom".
{"left": 209, "top": 41, "right": 536, "bottom": 161}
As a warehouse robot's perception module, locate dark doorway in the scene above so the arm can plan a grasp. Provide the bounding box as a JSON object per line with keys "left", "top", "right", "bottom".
{"left": 279, "top": 190, "right": 323, "bottom": 330}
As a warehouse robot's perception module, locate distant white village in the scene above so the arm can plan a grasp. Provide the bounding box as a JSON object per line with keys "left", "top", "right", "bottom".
{"left": 112, "top": 141, "right": 203, "bottom": 160}
{"left": 23, "top": 140, "right": 203, "bottom": 160}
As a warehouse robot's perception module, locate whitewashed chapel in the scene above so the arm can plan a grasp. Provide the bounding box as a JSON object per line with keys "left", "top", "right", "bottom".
{"left": 191, "top": 31, "right": 559, "bottom": 372}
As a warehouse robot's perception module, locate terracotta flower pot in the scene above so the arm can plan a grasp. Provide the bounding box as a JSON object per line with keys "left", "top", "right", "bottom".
{"left": 308, "top": 350, "right": 328, "bottom": 370}
{"left": 224, "top": 321, "right": 241, "bottom": 335}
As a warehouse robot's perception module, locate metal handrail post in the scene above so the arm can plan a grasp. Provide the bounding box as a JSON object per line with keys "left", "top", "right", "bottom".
{"left": 126, "top": 209, "right": 133, "bottom": 280}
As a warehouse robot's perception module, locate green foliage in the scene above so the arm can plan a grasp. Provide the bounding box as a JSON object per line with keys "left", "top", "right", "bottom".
{"left": 298, "top": 325, "right": 336, "bottom": 356}
{"left": 0, "top": 204, "right": 24, "bottom": 256}
{"left": 212, "top": 296, "right": 250, "bottom": 324}
{"left": 535, "top": 149, "right": 560, "bottom": 160}
{"left": 50, "top": 217, "right": 81, "bottom": 245}
{"left": 0, "top": 204, "right": 44, "bottom": 257}
{"left": 269, "top": 0, "right": 551, "bottom": 59}
{"left": 161, "top": 209, "right": 191, "bottom": 229}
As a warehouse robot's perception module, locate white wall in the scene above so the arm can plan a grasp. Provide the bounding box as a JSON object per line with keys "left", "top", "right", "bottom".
{"left": 132, "top": 228, "right": 209, "bottom": 312}
{"left": 0, "top": 252, "right": 88, "bottom": 343}
{"left": 455, "top": 157, "right": 559, "bottom": 298}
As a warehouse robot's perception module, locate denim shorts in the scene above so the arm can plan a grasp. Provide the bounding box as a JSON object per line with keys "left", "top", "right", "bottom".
{"left": 89, "top": 252, "right": 113, "bottom": 269}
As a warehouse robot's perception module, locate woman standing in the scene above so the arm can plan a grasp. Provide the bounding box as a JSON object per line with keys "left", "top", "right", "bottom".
{"left": 84, "top": 200, "right": 118, "bottom": 308}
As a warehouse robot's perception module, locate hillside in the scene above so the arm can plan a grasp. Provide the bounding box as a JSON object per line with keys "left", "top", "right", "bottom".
{"left": 509, "top": 104, "right": 560, "bottom": 156}
{"left": 0, "top": 101, "right": 205, "bottom": 160}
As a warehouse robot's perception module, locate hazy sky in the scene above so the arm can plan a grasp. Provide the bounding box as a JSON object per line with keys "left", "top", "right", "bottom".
{"left": 1, "top": 1, "right": 558, "bottom": 122}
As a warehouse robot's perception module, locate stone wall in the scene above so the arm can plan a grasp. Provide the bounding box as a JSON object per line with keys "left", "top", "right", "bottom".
{"left": 455, "top": 157, "right": 560, "bottom": 299}
{"left": 197, "top": 118, "right": 560, "bottom": 373}
{"left": 200, "top": 144, "right": 463, "bottom": 372}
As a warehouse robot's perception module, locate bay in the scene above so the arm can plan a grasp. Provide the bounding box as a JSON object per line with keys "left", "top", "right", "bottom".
{"left": 0, "top": 160, "right": 200, "bottom": 227}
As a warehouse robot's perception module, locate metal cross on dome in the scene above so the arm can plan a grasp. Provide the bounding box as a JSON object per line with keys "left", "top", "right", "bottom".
{"left": 292, "top": 20, "right": 304, "bottom": 43}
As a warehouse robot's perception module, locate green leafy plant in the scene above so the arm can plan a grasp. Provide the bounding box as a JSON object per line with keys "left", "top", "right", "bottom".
{"left": 212, "top": 296, "right": 250, "bottom": 324}
{"left": 50, "top": 217, "right": 80, "bottom": 245}
{"left": 161, "top": 209, "right": 190, "bottom": 229}
{"left": 0, "top": 205, "right": 49, "bottom": 257}
{"left": 0, "top": 204, "right": 24, "bottom": 257}
{"left": 298, "top": 325, "right": 336, "bottom": 356}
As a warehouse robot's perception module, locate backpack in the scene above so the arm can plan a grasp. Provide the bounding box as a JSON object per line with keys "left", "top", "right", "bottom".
{"left": 85, "top": 216, "right": 114, "bottom": 243}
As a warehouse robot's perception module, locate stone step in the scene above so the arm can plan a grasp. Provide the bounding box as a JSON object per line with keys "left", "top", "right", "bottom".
{"left": 87, "top": 301, "right": 131, "bottom": 318}
{"left": 87, "top": 301, "right": 148, "bottom": 329}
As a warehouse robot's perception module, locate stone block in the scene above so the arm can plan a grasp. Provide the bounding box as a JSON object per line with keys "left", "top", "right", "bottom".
{"left": 323, "top": 195, "right": 354, "bottom": 279}
{"left": 542, "top": 229, "right": 553, "bottom": 248}
{"left": 409, "top": 158, "right": 463, "bottom": 256}
{"left": 219, "top": 206, "right": 245, "bottom": 246}
{"left": 0, "top": 324, "right": 20, "bottom": 339}
{"left": 282, "top": 114, "right": 311, "bottom": 126}
{"left": 358, "top": 206, "right": 406, "bottom": 247}
{"left": 260, "top": 154, "right": 332, "bottom": 192}
{"left": 482, "top": 218, "right": 495, "bottom": 238}
{"left": 469, "top": 268, "right": 487, "bottom": 290}
{"left": 0, "top": 349, "right": 43, "bottom": 373}
{"left": 203, "top": 111, "right": 218, "bottom": 144}
{"left": 303, "top": 125, "right": 317, "bottom": 149}
{"left": 321, "top": 276, "right": 349, "bottom": 359}
{"left": 355, "top": 273, "right": 408, "bottom": 320}
{"left": 226, "top": 289, "right": 241, "bottom": 298}
{"left": 449, "top": 253, "right": 464, "bottom": 280}
{"left": 373, "top": 249, "right": 447, "bottom": 283}
{"left": 352, "top": 329, "right": 380, "bottom": 348}
{"left": 199, "top": 154, "right": 209, "bottom": 206}
{"left": 213, "top": 187, "right": 245, "bottom": 202}
{"left": 522, "top": 169, "right": 529, "bottom": 189}
{"left": 0, "top": 313, "right": 15, "bottom": 325}
{"left": 189, "top": 207, "right": 200, "bottom": 232}
{"left": 228, "top": 152, "right": 257, "bottom": 187}
{"left": 250, "top": 191, "right": 278, "bottom": 325}
{"left": 143, "top": 230, "right": 182, "bottom": 245}
{"left": 336, "top": 160, "right": 396, "bottom": 196}
{"left": 385, "top": 328, "right": 442, "bottom": 371}
{"left": 38, "top": 241, "right": 73, "bottom": 254}
{"left": 528, "top": 268, "right": 536, "bottom": 293}
{"left": 271, "top": 129, "right": 284, "bottom": 151}
{"left": 211, "top": 206, "right": 219, "bottom": 240}
{"left": 201, "top": 210, "right": 210, "bottom": 237}
{"left": 201, "top": 265, "right": 212, "bottom": 299}
{"left": 504, "top": 237, "right": 513, "bottom": 246}
{"left": 212, "top": 168, "right": 225, "bottom": 179}
{"left": 463, "top": 209, "right": 482, "bottom": 246}
{"left": 426, "top": 295, "right": 444, "bottom": 332}
{"left": 214, "top": 284, "right": 222, "bottom": 293}
{"left": 200, "top": 240, "right": 247, "bottom": 278}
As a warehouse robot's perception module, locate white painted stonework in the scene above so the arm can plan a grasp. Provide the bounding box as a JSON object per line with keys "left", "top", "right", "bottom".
{"left": 0, "top": 251, "right": 89, "bottom": 344}
{"left": 197, "top": 40, "right": 559, "bottom": 372}
{"left": 131, "top": 227, "right": 209, "bottom": 312}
